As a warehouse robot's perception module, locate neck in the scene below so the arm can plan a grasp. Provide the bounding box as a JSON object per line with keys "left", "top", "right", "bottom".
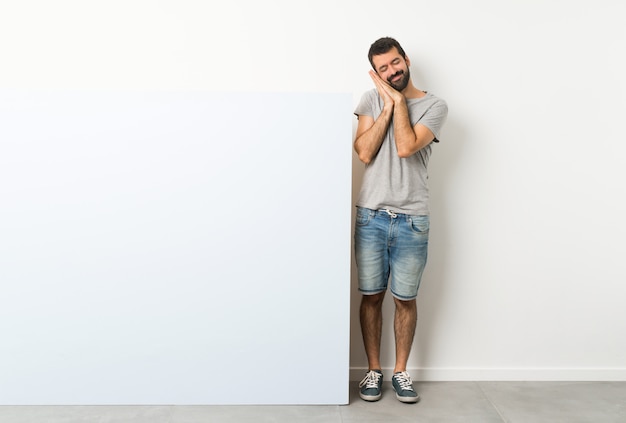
{"left": 402, "top": 81, "right": 426, "bottom": 99}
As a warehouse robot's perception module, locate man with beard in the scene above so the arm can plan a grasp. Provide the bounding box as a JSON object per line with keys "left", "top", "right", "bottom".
{"left": 353, "top": 37, "right": 448, "bottom": 403}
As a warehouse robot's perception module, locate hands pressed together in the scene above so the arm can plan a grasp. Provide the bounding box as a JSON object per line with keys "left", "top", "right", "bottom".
{"left": 369, "top": 70, "right": 405, "bottom": 111}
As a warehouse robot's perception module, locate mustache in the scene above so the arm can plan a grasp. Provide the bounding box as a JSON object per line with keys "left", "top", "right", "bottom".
{"left": 388, "top": 70, "right": 404, "bottom": 83}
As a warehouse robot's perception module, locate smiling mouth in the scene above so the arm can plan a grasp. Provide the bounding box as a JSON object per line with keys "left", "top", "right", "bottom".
{"left": 389, "top": 72, "right": 403, "bottom": 82}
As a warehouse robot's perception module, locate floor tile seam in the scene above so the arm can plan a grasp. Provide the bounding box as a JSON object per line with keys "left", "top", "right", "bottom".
{"left": 475, "top": 381, "right": 508, "bottom": 423}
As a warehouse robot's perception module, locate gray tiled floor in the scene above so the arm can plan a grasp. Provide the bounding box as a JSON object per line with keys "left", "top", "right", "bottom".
{"left": 1, "top": 381, "right": 625, "bottom": 422}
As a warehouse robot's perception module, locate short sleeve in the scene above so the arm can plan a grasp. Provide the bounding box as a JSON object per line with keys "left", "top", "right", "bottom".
{"left": 354, "top": 89, "right": 378, "bottom": 118}
{"left": 415, "top": 99, "right": 448, "bottom": 142}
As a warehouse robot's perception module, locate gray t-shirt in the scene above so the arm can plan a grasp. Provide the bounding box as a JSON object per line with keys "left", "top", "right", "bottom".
{"left": 354, "top": 89, "right": 448, "bottom": 215}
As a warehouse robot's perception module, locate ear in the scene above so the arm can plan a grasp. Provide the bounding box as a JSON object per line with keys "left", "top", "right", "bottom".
{"left": 405, "top": 55, "right": 411, "bottom": 67}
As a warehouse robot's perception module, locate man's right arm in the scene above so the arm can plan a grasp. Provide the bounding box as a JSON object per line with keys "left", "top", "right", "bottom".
{"left": 353, "top": 107, "right": 393, "bottom": 164}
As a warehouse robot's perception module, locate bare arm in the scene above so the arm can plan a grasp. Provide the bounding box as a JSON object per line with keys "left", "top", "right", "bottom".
{"left": 392, "top": 99, "right": 436, "bottom": 158}
{"left": 353, "top": 72, "right": 395, "bottom": 164}
{"left": 353, "top": 110, "right": 392, "bottom": 164}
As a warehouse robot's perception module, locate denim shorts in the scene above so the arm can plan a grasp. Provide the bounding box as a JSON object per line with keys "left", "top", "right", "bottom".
{"left": 354, "top": 207, "right": 429, "bottom": 300}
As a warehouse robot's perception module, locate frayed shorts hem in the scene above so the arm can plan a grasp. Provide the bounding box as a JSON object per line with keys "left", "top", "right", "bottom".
{"left": 359, "top": 288, "right": 418, "bottom": 301}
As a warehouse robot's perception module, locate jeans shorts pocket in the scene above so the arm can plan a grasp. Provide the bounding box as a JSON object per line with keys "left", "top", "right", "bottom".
{"left": 355, "top": 207, "right": 373, "bottom": 226}
{"left": 408, "top": 216, "right": 430, "bottom": 234}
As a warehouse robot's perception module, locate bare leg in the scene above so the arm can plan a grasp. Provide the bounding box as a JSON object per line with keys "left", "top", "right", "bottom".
{"left": 360, "top": 292, "right": 386, "bottom": 370}
{"left": 393, "top": 297, "right": 417, "bottom": 373}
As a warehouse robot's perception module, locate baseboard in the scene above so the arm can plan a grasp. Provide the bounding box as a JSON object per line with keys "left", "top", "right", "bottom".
{"left": 350, "top": 367, "right": 626, "bottom": 381}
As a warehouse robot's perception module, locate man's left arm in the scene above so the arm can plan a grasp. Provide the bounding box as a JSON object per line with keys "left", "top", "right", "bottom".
{"left": 391, "top": 99, "right": 435, "bottom": 158}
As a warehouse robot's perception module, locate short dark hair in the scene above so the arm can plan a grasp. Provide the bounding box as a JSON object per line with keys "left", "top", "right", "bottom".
{"left": 368, "top": 37, "right": 407, "bottom": 69}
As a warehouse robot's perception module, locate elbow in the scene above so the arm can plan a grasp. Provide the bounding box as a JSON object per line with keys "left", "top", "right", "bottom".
{"left": 355, "top": 147, "right": 374, "bottom": 164}
{"left": 397, "top": 139, "right": 428, "bottom": 158}
{"left": 396, "top": 137, "right": 419, "bottom": 158}
{"left": 396, "top": 148, "right": 413, "bottom": 159}
{"left": 358, "top": 153, "right": 373, "bottom": 165}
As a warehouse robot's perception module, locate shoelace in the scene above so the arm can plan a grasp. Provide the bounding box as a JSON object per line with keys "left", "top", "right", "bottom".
{"left": 394, "top": 372, "right": 415, "bottom": 391}
{"left": 359, "top": 370, "right": 382, "bottom": 389}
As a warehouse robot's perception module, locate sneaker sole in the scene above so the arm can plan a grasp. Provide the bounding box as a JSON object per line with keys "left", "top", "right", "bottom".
{"left": 395, "top": 393, "right": 420, "bottom": 403}
{"left": 359, "top": 392, "right": 382, "bottom": 401}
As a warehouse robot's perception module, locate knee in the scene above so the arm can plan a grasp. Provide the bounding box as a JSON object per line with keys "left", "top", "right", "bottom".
{"left": 393, "top": 297, "right": 416, "bottom": 310}
{"left": 361, "top": 292, "right": 385, "bottom": 308}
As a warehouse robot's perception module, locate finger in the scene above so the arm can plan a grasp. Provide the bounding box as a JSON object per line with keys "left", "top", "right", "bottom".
{"left": 369, "top": 71, "right": 390, "bottom": 93}
{"left": 368, "top": 70, "right": 381, "bottom": 85}
{"left": 369, "top": 71, "right": 399, "bottom": 97}
{"left": 369, "top": 70, "right": 386, "bottom": 86}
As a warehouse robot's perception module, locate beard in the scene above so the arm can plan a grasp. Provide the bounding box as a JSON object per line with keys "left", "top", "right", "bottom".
{"left": 388, "top": 68, "right": 410, "bottom": 91}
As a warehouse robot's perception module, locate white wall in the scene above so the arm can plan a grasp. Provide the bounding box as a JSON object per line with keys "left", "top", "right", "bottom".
{"left": 349, "top": 0, "right": 626, "bottom": 380}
